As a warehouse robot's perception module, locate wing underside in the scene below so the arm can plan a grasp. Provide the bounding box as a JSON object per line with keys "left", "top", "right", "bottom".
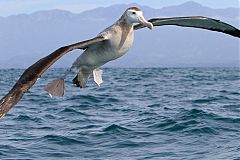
{"left": 0, "top": 36, "right": 106, "bottom": 119}
{"left": 134, "top": 16, "right": 240, "bottom": 38}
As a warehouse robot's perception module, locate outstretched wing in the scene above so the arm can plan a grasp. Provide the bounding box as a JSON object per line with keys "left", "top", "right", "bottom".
{"left": 0, "top": 36, "right": 106, "bottom": 119}
{"left": 134, "top": 16, "right": 240, "bottom": 38}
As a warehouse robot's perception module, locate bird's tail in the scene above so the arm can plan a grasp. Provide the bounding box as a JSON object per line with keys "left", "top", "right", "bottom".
{"left": 44, "top": 77, "right": 65, "bottom": 97}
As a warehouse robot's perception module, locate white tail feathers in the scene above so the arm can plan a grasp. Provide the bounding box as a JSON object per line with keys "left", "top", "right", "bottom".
{"left": 93, "top": 69, "right": 103, "bottom": 87}
{"left": 44, "top": 78, "right": 65, "bottom": 97}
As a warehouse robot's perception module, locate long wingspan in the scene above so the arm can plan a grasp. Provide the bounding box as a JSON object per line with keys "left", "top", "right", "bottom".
{"left": 0, "top": 36, "right": 106, "bottom": 119}
{"left": 134, "top": 16, "right": 240, "bottom": 38}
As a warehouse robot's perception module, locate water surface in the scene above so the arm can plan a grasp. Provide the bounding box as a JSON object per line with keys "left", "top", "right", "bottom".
{"left": 0, "top": 68, "right": 239, "bottom": 160}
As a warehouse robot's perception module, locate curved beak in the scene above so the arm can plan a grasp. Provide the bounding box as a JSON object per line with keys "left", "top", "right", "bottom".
{"left": 138, "top": 15, "right": 153, "bottom": 30}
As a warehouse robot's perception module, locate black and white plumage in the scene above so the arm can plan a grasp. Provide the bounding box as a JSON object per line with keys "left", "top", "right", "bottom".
{"left": 0, "top": 7, "right": 239, "bottom": 119}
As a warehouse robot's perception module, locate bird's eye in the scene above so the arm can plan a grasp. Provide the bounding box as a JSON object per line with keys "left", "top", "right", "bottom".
{"left": 132, "top": 12, "right": 136, "bottom": 15}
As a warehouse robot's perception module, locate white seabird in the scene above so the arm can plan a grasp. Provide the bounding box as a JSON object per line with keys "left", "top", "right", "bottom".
{"left": 0, "top": 7, "right": 239, "bottom": 119}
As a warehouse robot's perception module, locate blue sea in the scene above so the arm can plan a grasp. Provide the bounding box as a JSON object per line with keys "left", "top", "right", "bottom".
{"left": 0, "top": 68, "right": 239, "bottom": 160}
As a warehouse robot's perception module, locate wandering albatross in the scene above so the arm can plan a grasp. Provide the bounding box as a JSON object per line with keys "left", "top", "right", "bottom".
{"left": 0, "top": 7, "right": 239, "bottom": 119}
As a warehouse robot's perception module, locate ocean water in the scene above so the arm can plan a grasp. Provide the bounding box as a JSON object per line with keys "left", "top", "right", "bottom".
{"left": 0, "top": 68, "right": 239, "bottom": 160}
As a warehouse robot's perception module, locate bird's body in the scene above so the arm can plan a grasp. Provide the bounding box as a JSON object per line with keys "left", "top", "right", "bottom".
{"left": 71, "top": 19, "right": 134, "bottom": 87}
{"left": 69, "top": 7, "right": 153, "bottom": 87}
{"left": 74, "top": 22, "right": 134, "bottom": 68}
{"left": 0, "top": 7, "right": 239, "bottom": 119}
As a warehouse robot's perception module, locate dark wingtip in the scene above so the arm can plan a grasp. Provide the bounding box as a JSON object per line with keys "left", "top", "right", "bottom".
{"left": 229, "top": 29, "right": 240, "bottom": 38}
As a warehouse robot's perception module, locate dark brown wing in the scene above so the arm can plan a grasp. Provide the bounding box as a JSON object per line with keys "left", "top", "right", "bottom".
{"left": 134, "top": 16, "right": 240, "bottom": 38}
{"left": 0, "top": 36, "right": 106, "bottom": 119}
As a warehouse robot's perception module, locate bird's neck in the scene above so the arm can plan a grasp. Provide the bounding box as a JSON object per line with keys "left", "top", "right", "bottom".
{"left": 117, "top": 15, "right": 134, "bottom": 31}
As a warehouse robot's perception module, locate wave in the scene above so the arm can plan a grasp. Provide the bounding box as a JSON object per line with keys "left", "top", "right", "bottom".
{"left": 41, "top": 135, "right": 86, "bottom": 145}
{"left": 103, "top": 124, "right": 131, "bottom": 132}
{"left": 58, "top": 108, "right": 90, "bottom": 116}
{"left": 13, "top": 115, "right": 43, "bottom": 123}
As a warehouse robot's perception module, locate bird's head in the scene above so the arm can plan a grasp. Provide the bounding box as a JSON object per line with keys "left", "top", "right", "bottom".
{"left": 124, "top": 7, "right": 153, "bottom": 29}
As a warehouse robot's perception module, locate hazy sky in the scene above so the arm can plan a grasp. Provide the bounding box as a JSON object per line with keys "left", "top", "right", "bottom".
{"left": 0, "top": 0, "right": 239, "bottom": 17}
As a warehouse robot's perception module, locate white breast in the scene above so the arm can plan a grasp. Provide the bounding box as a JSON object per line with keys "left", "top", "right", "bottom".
{"left": 108, "top": 25, "right": 134, "bottom": 59}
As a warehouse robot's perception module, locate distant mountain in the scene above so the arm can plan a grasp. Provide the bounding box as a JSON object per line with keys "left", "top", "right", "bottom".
{"left": 0, "top": 1, "right": 239, "bottom": 68}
